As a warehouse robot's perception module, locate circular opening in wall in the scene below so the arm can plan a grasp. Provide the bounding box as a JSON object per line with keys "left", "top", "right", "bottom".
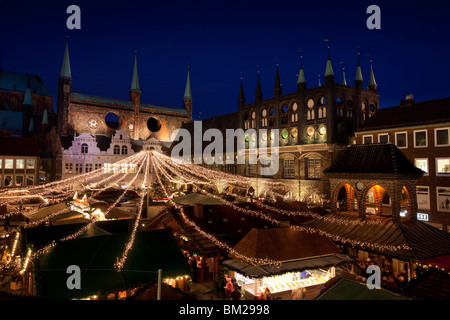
{"left": 147, "top": 117, "right": 161, "bottom": 132}
{"left": 105, "top": 112, "right": 120, "bottom": 129}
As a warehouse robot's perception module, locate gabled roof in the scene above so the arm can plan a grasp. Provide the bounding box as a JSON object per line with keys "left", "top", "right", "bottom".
{"left": 405, "top": 268, "right": 450, "bottom": 300}
{"left": 324, "top": 143, "right": 424, "bottom": 177}
{"left": 316, "top": 278, "right": 408, "bottom": 300}
{"left": 357, "top": 97, "right": 450, "bottom": 131}
{"left": 230, "top": 227, "right": 340, "bottom": 262}
{"left": 303, "top": 212, "right": 450, "bottom": 261}
{"left": 0, "top": 70, "right": 51, "bottom": 96}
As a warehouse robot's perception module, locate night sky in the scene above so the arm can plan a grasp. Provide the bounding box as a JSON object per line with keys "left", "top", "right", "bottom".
{"left": 1, "top": 0, "right": 449, "bottom": 120}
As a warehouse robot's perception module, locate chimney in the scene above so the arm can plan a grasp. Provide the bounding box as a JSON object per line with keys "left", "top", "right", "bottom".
{"left": 193, "top": 203, "right": 203, "bottom": 218}
{"left": 400, "top": 93, "right": 415, "bottom": 107}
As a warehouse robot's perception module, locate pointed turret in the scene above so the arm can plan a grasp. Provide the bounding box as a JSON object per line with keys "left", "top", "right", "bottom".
{"left": 22, "top": 75, "right": 33, "bottom": 137}
{"left": 238, "top": 76, "right": 245, "bottom": 106}
{"left": 129, "top": 51, "right": 141, "bottom": 106}
{"left": 274, "top": 64, "right": 282, "bottom": 96}
{"left": 255, "top": 70, "right": 262, "bottom": 101}
{"left": 183, "top": 67, "right": 193, "bottom": 119}
{"left": 57, "top": 37, "right": 73, "bottom": 135}
{"left": 59, "top": 39, "right": 71, "bottom": 79}
{"left": 297, "top": 59, "right": 306, "bottom": 85}
{"left": 355, "top": 53, "right": 363, "bottom": 83}
{"left": 368, "top": 61, "right": 377, "bottom": 90}
{"left": 318, "top": 74, "right": 321, "bottom": 87}
{"left": 130, "top": 52, "right": 140, "bottom": 92}
{"left": 324, "top": 50, "right": 334, "bottom": 77}
{"left": 28, "top": 117, "right": 34, "bottom": 133}
{"left": 184, "top": 68, "right": 192, "bottom": 100}
{"left": 41, "top": 108, "right": 49, "bottom": 125}
{"left": 342, "top": 67, "right": 347, "bottom": 85}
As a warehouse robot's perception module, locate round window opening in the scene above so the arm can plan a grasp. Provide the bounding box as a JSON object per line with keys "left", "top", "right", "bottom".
{"left": 105, "top": 112, "right": 120, "bottom": 129}
{"left": 147, "top": 117, "right": 161, "bottom": 132}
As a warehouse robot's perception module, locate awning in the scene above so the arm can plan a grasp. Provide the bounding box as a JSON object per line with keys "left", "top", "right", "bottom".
{"left": 222, "top": 253, "right": 354, "bottom": 278}
{"left": 419, "top": 254, "right": 450, "bottom": 271}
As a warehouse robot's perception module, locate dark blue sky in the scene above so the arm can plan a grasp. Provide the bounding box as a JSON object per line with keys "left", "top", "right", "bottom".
{"left": 1, "top": 0, "right": 449, "bottom": 120}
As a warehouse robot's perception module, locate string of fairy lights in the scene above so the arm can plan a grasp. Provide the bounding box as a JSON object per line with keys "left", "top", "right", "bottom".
{"left": 0, "top": 147, "right": 412, "bottom": 277}
{"left": 31, "top": 152, "right": 149, "bottom": 263}
{"left": 0, "top": 152, "right": 147, "bottom": 222}
{"left": 149, "top": 151, "right": 410, "bottom": 259}
{"left": 152, "top": 151, "right": 381, "bottom": 227}
{"left": 114, "top": 153, "right": 150, "bottom": 271}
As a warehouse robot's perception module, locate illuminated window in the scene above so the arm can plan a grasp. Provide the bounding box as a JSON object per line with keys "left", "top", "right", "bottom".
{"left": 75, "top": 163, "right": 83, "bottom": 174}
{"left": 26, "top": 159, "right": 35, "bottom": 169}
{"left": 16, "top": 159, "right": 24, "bottom": 169}
{"left": 283, "top": 159, "right": 295, "bottom": 178}
{"left": 85, "top": 164, "right": 93, "bottom": 173}
{"left": 306, "top": 158, "right": 321, "bottom": 179}
{"left": 0, "top": 159, "right": 2, "bottom": 169}
{"left": 5, "top": 159, "right": 13, "bottom": 169}
{"left": 414, "top": 158, "right": 428, "bottom": 175}
{"left": 65, "top": 162, "right": 73, "bottom": 174}
{"left": 416, "top": 186, "right": 430, "bottom": 210}
{"left": 437, "top": 187, "right": 450, "bottom": 212}
{"left": 436, "top": 158, "right": 450, "bottom": 176}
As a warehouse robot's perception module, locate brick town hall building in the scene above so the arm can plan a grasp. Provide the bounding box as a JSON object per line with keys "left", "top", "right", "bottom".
{"left": 55, "top": 41, "right": 192, "bottom": 184}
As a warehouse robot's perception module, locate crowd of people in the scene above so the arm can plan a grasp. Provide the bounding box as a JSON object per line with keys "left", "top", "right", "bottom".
{"left": 355, "top": 256, "right": 409, "bottom": 292}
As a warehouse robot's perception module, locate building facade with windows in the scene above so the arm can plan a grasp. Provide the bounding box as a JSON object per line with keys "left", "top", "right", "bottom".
{"left": 235, "top": 54, "right": 379, "bottom": 202}
{"left": 170, "top": 53, "right": 380, "bottom": 203}
{"left": 54, "top": 41, "right": 192, "bottom": 181}
{"left": 0, "top": 137, "right": 41, "bottom": 188}
{"left": 353, "top": 95, "right": 450, "bottom": 230}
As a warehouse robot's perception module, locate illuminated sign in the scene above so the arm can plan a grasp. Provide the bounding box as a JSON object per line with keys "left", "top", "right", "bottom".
{"left": 417, "top": 213, "right": 429, "bottom": 221}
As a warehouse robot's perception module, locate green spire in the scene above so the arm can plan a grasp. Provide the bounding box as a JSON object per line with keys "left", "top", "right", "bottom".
{"left": 28, "top": 117, "right": 34, "bottom": 132}
{"left": 184, "top": 67, "right": 192, "bottom": 100}
{"left": 23, "top": 75, "right": 33, "bottom": 106}
{"left": 41, "top": 109, "right": 49, "bottom": 125}
{"left": 368, "top": 61, "right": 377, "bottom": 88}
{"left": 59, "top": 39, "right": 71, "bottom": 79}
{"left": 342, "top": 68, "right": 347, "bottom": 85}
{"left": 130, "top": 51, "right": 140, "bottom": 91}
{"left": 297, "top": 58, "right": 306, "bottom": 84}
{"left": 324, "top": 50, "right": 334, "bottom": 77}
{"left": 355, "top": 53, "right": 363, "bottom": 82}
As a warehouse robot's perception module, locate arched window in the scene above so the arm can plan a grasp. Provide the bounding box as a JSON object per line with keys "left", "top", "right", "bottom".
{"left": 81, "top": 143, "right": 88, "bottom": 154}
{"left": 114, "top": 145, "right": 120, "bottom": 155}
{"left": 121, "top": 145, "right": 128, "bottom": 155}
{"left": 261, "top": 109, "right": 267, "bottom": 127}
